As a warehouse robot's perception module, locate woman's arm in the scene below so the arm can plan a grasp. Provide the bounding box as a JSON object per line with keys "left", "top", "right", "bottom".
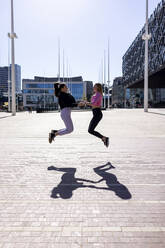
{"left": 64, "top": 94, "right": 78, "bottom": 107}
{"left": 86, "top": 101, "right": 99, "bottom": 108}
{"left": 86, "top": 102, "right": 92, "bottom": 107}
{"left": 77, "top": 178, "right": 104, "bottom": 183}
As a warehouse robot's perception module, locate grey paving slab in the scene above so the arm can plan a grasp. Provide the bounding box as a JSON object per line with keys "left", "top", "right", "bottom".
{"left": 0, "top": 109, "right": 165, "bottom": 248}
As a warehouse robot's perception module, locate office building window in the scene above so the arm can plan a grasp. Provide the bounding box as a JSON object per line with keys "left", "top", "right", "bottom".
{"left": 26, "top": 84, "right": 54, "bottom": 89}
{"left": 68, "top": 83, "right": 83, "bottom": 100}
{"left": 23, "top": 89, "right": 54, "bottom": 94}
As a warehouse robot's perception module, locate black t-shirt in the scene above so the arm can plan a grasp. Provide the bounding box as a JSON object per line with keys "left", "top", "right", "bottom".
{"left": 58, "top": 92, "right": 78, "bottom": 110}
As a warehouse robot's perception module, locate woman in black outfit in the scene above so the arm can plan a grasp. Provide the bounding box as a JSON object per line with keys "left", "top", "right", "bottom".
{"left": 49, "top": 83, "right": 82, "bottom": 144}
{"left": 85, "top": 83, "right": 109, "bottom": 147}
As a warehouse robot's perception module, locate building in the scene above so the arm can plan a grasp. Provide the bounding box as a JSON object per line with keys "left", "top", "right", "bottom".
{"left": 0, "top": 67, "right": 8, "bottom": 97}
{"left": 122, "top": 0, "right": 165, "bottom": 107}
{"left": 22, "top": 76, "right": 93, "bottom": 110}
{"left": 112, "top": 77, "right": 125, "bottom": 107}
{"left": 85, "top": 81, "right": 93, "bottom": 101}
{"left": 14, "top": 64, "right": 21, "bottom": 93}
{"left": 0, "top": 64, "right": 21, "bottom": 97}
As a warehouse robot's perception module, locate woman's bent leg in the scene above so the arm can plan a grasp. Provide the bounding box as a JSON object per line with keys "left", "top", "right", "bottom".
{"left": 88, "top": 110, "right": 103, "bottom": 139}
{"left": 58, "top": 108, "right": 74, "bottom": 136}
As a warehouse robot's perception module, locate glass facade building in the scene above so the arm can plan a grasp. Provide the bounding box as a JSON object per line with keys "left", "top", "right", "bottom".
{"left": 22, "top": 76, "right": 92, "bottom": 110}
{"left": 112, "top": 77, "right": 126, "bottom": 107}
{"left": 0, "top": 64, "right": 21, "bottom": 96}
{"left": 121, "top": 0, "right": 165, "bottom": 107}
{"left": 0, "top": 67, "right": 8, "bottom": 96}
{"left": 22, "top": 81, "right": 57, "bottom": 108}
{"left": 123, "top": 0, "right": 165, "bottom": 87}
{"left": 14, "top": 65, "right": 21, "bottom": 93}
{"left": 67, "top": 83, "right": 84, "bottom": 101}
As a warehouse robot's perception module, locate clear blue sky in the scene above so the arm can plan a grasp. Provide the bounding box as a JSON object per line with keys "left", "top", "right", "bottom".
{"left": 0, "top": 0, "right": 161, "bottom": 84}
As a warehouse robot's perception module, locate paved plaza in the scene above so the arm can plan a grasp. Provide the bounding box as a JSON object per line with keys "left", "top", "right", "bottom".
{"left": 0, "top": 109, "right": 165, "bottom": 248}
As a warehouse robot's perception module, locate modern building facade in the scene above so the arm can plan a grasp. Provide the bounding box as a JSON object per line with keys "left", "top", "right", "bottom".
{"left": 14, "top": 64, "right": 21, "bottom": 93}
{"left": 122, "top": 0, "right": 165, "bottom": 107}
{"left": 0, "top": 67, "right": 8, "bottom": 97}
{"left": 0, "top": 64, "right": 21, "bottom": 96}
{"left": 22, "top": 76, "right": 93, "bottom": 110}
{"left": 85, "top": 81, "right": 94, "bottom": 101}
{"left": 112, "top": 77, "right": 124, "bottom": 107}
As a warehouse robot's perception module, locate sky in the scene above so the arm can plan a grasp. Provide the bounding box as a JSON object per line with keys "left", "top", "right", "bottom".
{"left": 0, "top": 0, "right": 161, "bottom": 84}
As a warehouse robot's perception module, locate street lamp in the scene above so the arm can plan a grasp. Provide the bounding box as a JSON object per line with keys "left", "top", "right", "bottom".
{"left": 7, "top": 37, "right": 11, "bottom": 112}
{"left": 103, "top": 50, "right": 106, "bottom": 108}
{"left": 142, "top": 0, "right": 151, "bottom": 112}
{"left": 107, "top": 39, "right": 110, "bottom": 109}
{"left": 63, "top": 49, "right": 65, "bottom": 82}
{"left": 101, "top": 59, "right": 104, "bottom": 108}
{"left": 58, "top": 38, "right": 61, "bottom": 82}
{"left": 8, "top": 0, "right": 17, "bottom": 116}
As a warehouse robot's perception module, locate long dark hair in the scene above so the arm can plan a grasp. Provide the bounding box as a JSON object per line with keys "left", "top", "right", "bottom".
{"left": 54, "top": 83, "right": 66, "bottom": 97}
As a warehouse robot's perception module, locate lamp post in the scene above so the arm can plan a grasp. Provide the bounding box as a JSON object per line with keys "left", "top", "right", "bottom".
{"left": 44, "top": 74, "right": 45, "bottom": 110}
{"left": 101, "top": 59, "right": 104, "bottom": 108}
{"left": 63, "top": 49, "right": 65, "bottom": 82}
{"left": 8, "top": 37, "right": 11, "bottom": 112}
{"left": 143, "top": 0, "right": 151, "bottom": 112}
{"left": 58, "top": 38, "right": 61, "bottom": 82}
{"left": 107, "top": 39, "right": 110, "bottom": 109}
{"left": 103, "top": 50, "right": 106, "bottom": 108}
{"left": 8, "top": 0, "right": 17, "bottom": 116}
{"left": 67, "top": 58, "right": 69, "bottom": 90}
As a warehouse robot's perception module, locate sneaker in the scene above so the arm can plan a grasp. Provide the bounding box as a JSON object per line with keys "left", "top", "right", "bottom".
{"left": 51, "top": 130, "right": 58, "bottom": 134}
{"left": 51, "top": 130, "right": 58, "bottom": 141}
{"left": 49, "top": 132, "right": 55, "bottom": 144}
{"left": 104, "top": 137, "right": 109, "bottom": 148}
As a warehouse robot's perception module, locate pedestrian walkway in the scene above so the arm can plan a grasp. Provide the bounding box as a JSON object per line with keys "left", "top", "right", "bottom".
{"left": 0, "top": 109, "right": 165, "bottom": 248}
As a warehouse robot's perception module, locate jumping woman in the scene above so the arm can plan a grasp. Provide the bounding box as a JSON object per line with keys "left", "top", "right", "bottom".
{"left": 85, "top": 83, "right": 109, "bottom": 147}
{"left": 49, "top": 83, "right": 81, "bottom": 144}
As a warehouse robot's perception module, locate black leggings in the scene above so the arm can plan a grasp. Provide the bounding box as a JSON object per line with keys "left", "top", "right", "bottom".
{"left": 88, "top": 108, "right": 103, "bottom": 139}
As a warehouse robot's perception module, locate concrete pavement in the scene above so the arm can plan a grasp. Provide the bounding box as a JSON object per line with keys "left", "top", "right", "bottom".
{"left": 0, "top": 109, "right": 165, "bottom": 248}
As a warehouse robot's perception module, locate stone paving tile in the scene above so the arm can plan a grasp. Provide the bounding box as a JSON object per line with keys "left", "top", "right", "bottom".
{"left": 0, "top": 109, "right": 165, "bottom": 247}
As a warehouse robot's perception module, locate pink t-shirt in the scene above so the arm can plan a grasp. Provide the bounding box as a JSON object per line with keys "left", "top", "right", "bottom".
{"left": 91, "top": 92, "right": 102, "bottom": 107}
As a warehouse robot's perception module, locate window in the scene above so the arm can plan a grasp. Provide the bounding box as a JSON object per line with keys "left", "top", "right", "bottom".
{"left": 23, "top": 89, "right": 54, "bottom": 94}
{"left": 26, "top": 84, "right": 54, "bottom": 89}
{"left": 26, "top": 95, "right": 55, "bottom": 105}
{"left": 68, "top": 83, "right": 83, "bottom": 100}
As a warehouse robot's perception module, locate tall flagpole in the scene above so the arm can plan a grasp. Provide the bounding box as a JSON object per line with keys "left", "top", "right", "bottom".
{"left": 98, "top": 64, "right": 100, "bottom": 82}
{"left": 103, "top": 50, "right": 106, "bottom": 108}
{"left": 8, "top": 0, "right": 17, "bottom": 116}
{"left": 101, "top": 58, "right": 104, "bottom": 108}
{"left": 67, "top": 58, "right": 69, "bottom": 90}
{"left": 63, "top": 49, "right": 65, "bottom": 82}
{"left": 58, "top": 38, "right": 61, "bottom": 82}
{"left": 107, "top": 39, "right": 110, "bottom": 108}
{"left": 8, "top": 37, "right": 11, "bottom": 112}
{"left": 43, "top": 72, "right": 45, "bottom": 109}
{"left": 70, "top": 65, "right": 72, "bottom": 95}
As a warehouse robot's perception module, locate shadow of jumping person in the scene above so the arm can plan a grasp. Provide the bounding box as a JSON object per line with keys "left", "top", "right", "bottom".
{"left": 47, "top": 166, "right": 96, "bottom": 199}
{"left": 92, "top": 162, "right": 132, "bottom": 200}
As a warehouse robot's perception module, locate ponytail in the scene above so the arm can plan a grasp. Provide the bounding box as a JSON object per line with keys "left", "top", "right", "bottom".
{"left": 54, "top": 83, "right": 60, "bottom": 97}
{"left": 54, "top": 83, "right": 66, "bottom": 97}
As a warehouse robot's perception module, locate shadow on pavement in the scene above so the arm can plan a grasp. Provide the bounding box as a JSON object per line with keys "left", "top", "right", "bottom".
{"left": 48, "top": 162, "right": 132, "bottom": 200}
{"left": 93, "top": 162, "right": 132, "bottom": 200}
{"left": 0, "top": 115, "right": 12, "bottom": 119}
{"left": 148, "top": 111, "right": 165, "bottom": 116}
{"left": 47, "top": 166, "right": 95, "bottom": 199}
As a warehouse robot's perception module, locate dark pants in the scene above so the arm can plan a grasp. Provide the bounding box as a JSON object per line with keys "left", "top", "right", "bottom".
{"left": 88, "top": 108, "right": 103, "bottom": 139}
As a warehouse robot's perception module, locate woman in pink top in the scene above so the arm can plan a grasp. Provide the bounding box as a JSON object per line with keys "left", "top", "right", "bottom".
{"left": 85, "top": 83, "right": 109, "bottom": 147}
